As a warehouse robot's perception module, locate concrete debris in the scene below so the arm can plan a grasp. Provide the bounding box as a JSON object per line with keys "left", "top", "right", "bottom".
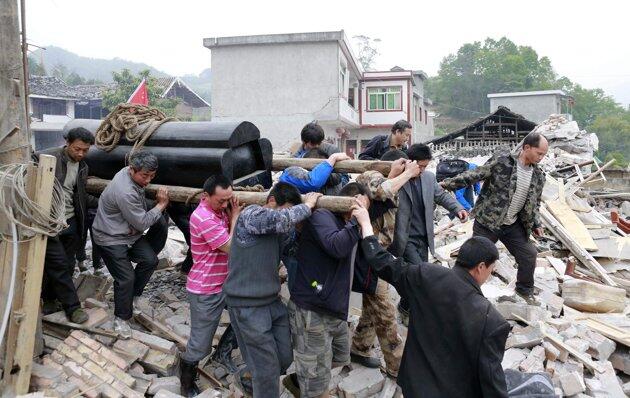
{"left": 559, "top": 370, "right": 586, "bottom": 396}
{"left": 338, "top": 367, "right": 385, "bottom": 398}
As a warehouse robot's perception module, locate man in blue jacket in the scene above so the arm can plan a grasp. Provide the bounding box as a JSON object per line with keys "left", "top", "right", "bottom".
{"left": 279, "top": 149, "right": 350, "bottom": 195}
{"left": 455, "top": 162, "right": 481, "bottom": 211}
{"left": 286, "top": 183, "right": 371, "bottom": 398}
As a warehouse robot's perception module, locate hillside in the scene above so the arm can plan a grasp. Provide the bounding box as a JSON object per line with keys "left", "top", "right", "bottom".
{"left": 30, "top": 46, "right": 211, "bottom": 102}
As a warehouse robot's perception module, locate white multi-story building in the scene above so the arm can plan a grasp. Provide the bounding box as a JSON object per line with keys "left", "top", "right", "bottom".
{"left": 204, "top": 31, "right": 434, "bottom": 156}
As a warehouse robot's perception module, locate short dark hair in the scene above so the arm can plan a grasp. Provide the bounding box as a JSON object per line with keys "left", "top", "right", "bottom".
{"left": 339, "top": 182, "right": 369, "bottom": 198}
{"left": 523, "top": 132, "right": 546, "bottom": 148}
{"left": 300, "top": 122, "right": 325, "bottom": 145}
{"left": 268, "top": 182, "right": 302, "bottom": 206}
{"left": 380, "top": 149, "right": 409, "bottom": 161}
{"left": 303, "top": 148, "right": 328, "bottom": 159}
{"left": 455, "top": 236, "right": 499, "bottom": 270}
{"left": 391, "top": 120, "right": 412, "bottom": 134}
{"left": 406, "top": 143, "right": 432, "bottom": 161}
{"left": 203, "top": 174, "right": 232, "bottom": 196}
{"left": 65, "top": 127, "right": 95, "bottom": 145}
{"left": 129, "top": 151, "right": 158, "bottom": 172}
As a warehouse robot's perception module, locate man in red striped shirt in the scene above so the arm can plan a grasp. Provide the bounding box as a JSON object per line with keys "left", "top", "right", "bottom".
{"left": 180, "top": 174, "right": 240, "bottom": 397}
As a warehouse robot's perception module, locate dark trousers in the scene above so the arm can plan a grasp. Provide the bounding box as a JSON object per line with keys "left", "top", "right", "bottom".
{"left": 473, "top": 220, "right": 537, "bottom": 295}
{"left": 42, "top": 217, "right": 81, "bottom": 315}
{"left": 97, "top": 230, "right": 162, "bottom": 320}
{"left": 228, "top": 299, "right": 293, "bottom": 398}
{"left": 167, "top": 203, "right": 194, "bottom": 273}
{"left": 76, "top": 208, "right": 102, "bottom": 268}
{"left": 399, "top": 238, "right": 429, "bottom": 313}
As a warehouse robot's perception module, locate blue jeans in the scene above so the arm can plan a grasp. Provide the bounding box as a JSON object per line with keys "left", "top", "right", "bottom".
{"left": 228, "top": 298, "right": 293, "bottom": 398}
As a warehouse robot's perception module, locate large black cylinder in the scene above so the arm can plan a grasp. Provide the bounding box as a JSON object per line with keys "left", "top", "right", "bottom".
{"left": 63, "top": 119, "right": 272, "bottom": 188}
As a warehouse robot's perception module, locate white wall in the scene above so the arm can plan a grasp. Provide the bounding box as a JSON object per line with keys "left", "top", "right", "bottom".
{"left": 211, "top": 41, "right": 341, "bottom": 151}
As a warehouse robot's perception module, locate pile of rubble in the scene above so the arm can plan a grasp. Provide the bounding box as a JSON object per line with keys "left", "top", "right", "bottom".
{"left": 535, "top": 114, "right": 599, "bottom": 173}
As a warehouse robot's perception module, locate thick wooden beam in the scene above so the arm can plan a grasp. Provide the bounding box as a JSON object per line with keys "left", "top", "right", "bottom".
{"left": 3, "top": 155, "right": 56, "bottom": 394}
{"left": 272, "top": 157, "right": 392, "bottom": 175}
{"left": 86, "top": 177, "right": 357, "bottom": 213}
{"left": 540, "top": 205, "right": 616, "bottom": 286}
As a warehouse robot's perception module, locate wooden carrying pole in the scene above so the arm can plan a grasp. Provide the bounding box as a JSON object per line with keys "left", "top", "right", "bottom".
{"left": 272, "top": 157, "right": 392, "bottom": 175}
{"left": 2, "top": 155, "right": 56, "bottom": 394}
{"left": 86, "top": 177, "right": 357, "bottom": 213}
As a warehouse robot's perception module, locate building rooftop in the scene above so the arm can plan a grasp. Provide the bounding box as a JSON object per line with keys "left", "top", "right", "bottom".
{"left": 204, "top": 30, "right": 362, "bottom": 76}
{"left": 487, "top": 90, "right": 568, "bottom": 99}
{"left": 28, "top": 75, "right": 107, "bottom": 100}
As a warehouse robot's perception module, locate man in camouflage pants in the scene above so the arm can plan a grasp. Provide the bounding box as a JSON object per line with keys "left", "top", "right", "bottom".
{"left": 441, "top": 133, "right": 549, "bottom": 304}
{"left": 352, "top": 151, "right": 420, "bottom": 377}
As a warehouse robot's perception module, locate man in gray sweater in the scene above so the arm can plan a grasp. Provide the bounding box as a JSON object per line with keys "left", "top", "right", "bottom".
{"left": 223, "top": 182, "right": 320, "bottom": 398}
{"left": 92, "top": 151, "right": 169, "bottom": 337}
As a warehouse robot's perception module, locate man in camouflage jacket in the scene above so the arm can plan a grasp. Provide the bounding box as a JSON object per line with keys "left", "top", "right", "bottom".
{"left": 350, "top": 157, "right": 420, "bottom": 377}
{"left": 441, "top": 133, "right": 549, "bottom": 302}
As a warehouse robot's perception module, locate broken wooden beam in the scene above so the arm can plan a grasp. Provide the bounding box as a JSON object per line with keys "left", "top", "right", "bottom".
{"left": 272, "top": 157, "right": 392, "bottom": 175}
{"left": 134, "top": 311, "right": 187, "bottom": 350}
{"left": 86, "top": 177, "right": 357, "bottom": 213}
{"left": 540, "top": 205, "right": 616, "bottom": 286}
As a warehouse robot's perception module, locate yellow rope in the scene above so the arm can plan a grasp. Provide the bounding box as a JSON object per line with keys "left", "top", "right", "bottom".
{"left": 95, "top": 103, "right": 174, "bottom": 154}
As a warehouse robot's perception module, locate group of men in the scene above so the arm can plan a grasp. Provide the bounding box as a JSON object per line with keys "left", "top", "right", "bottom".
{"left": 37, "top": 118, "right": 549, "bottom": 398}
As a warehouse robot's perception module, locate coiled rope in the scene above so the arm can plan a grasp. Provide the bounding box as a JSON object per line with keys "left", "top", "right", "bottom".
{"left": 0, "top": 163, "right": 67, "bottom": 241}
{"left": 94, "top": 103, "right": 174, "bottom": 153}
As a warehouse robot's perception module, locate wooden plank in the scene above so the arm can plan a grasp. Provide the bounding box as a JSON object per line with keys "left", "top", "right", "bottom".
{"left": 2, "top": 165, "right": 36, "bottom": 383}
{"left": 86, "top": 177, "right": 357, "bottom": 213}
{"left": 512, "top": 313, "right": 605, "bottom": 374}
{"left": 272, "top": 157, "right": 392, "bottom": 175}
{"left": 540, "top": 206, "right": 616, "bottom": 286}
{"left": 5, "top": 155, "right": 56, "bottom": 394}
{"left": 134, "top": 311, "right": 187, "bottom": 350}
{"left": 577, "top": 317, "right": 630, "bottom": 347}
{"left": 545, "top": 200, "right": 598, "bottom": 251}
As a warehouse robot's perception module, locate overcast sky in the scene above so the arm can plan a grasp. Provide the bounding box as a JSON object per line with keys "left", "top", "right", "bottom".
{"left": 26, "top": 0, "right": 630, "bottom": 106}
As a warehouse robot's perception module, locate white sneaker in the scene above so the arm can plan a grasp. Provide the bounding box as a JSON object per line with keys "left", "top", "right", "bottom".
{"left": 114, "top": 317, "right": 132, "bottom": 339}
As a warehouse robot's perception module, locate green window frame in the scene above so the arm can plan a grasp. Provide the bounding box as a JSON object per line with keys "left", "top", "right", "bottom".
{"left": 367, "top": 86, "right": 402, "bottom": 111}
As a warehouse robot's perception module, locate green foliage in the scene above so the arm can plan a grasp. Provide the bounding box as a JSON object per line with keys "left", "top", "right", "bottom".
{"left": 556, "top": 77, "right": 625, "bottom": 128}
{"left": 352, "top": 35, "right": 381, "bottom": 71}
{"left": 101, "top": 69, "right": 179, "bottom": 117}
{"left": 28, "top": 56, "right": 46, "bottom": 76}
{"left": 428, "top": 37, "right": 556, "bottom": 118}
{"left": 590, "top": 112, "right": 630, "bottom": 167}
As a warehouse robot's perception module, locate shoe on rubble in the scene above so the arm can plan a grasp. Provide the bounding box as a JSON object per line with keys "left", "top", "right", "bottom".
{"left": 515, "top": 290, "right": 541, "bottom": 306}
{"left": 77, "top": 260, "right": 88, "bottom": 272}
{"left": 350, "top": 352, "right": 381, "bottom": 368}
{"left": 69, "top": 308, "right": 89, "bottom": 324}
{"left": 282, "top": 373, "right": 301, "bottom": 398}
{"left": 114, "top": 316, "right": 133, "bottom": 339}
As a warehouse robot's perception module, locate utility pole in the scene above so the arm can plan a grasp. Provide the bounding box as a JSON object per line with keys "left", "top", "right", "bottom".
{"left": 0, "top": 0, "right": 30, "bottom": 165}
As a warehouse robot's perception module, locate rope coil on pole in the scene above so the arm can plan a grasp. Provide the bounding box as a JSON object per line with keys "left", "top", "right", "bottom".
{"left": 0, "top": 163, "right": 67, "bottom": 241}
{"left": 94, "top": 103, "right": 175, "bottom": 154}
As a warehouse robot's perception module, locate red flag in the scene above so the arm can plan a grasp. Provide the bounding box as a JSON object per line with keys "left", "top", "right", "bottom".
{"left": 127, "top": 78, "right": 148, "bottom": 105}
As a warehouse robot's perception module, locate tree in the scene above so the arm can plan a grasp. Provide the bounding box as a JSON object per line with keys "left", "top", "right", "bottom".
{"left": 101, "top": 68, "right": 179, "bottom": 117}
{"left": 589, "top": 112, "right": 630, "bottom": 167}
{"left": 556, "top": 77, "right": 625, "bottom": 128}
{"left": 352, "top": 35, "right": 381, "bottom": 71}
{"left": 428, "top": 37, "right": 557, "bottom": 119}
{"left": 51, "top": 63, "right": 69, "bottom": 81}
{"left": 27, "top": 55, "right": 46, "bottom": 76}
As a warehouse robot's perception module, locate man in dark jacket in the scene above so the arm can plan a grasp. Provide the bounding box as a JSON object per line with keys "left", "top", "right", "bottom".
{"left": 357, "top": 213, "right": 510, "bottom": 398}
{"left": 358, "top": 119, "right": 411, "bottom": 160}
{"left": 393, "top": 143, "right": 467, "bottom": 324}
{"left": 287, "top": 183, "right": 369, "bottom": 398}
{"left": 441, "top": 133, "right": 548, "bottom": 304}
{"left": 36, "top": 128, "right": 99, "bottom": 323}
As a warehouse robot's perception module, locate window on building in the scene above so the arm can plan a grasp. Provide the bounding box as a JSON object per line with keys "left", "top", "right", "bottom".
{"left": 367, "top": 86, "right": 401, "bottom": 111}
{"left": 339, "top": 66, "right": 347, "bottom": 96}
{"left": 348, "top": 87, "right": 355, "bottom": 108}
{"left": 31, "top": 98, "right": 67, "bottom": 120}
{"left": 424, "top": 110, "right": 428, "bottom": 125}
